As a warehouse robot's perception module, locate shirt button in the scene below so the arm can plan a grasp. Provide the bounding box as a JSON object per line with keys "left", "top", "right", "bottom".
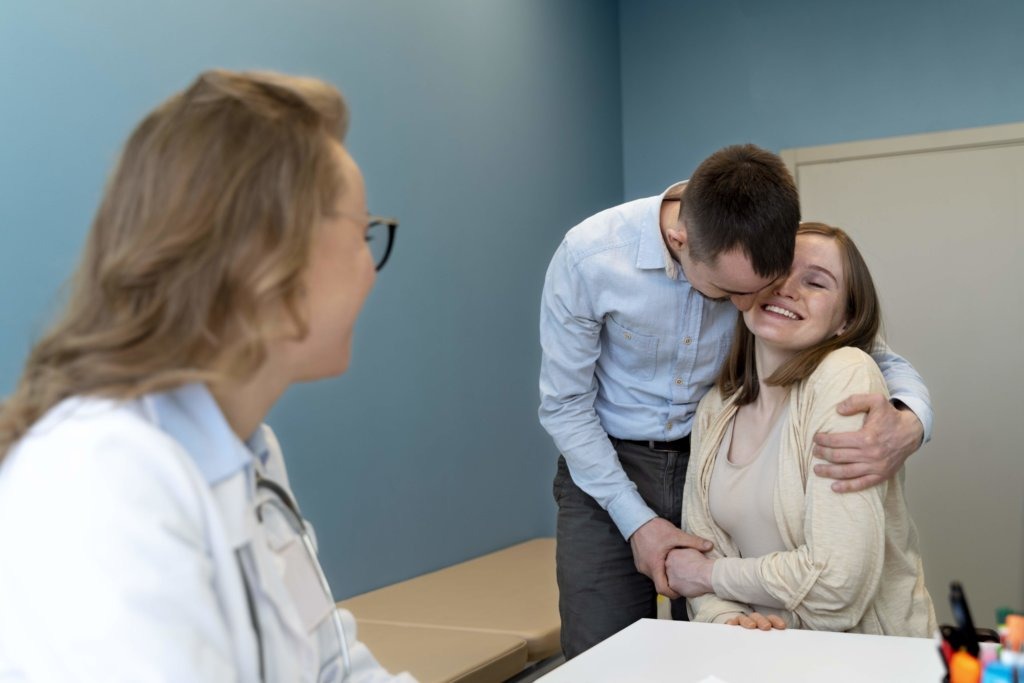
{"left": 667, "top": 422, "right": 674, "bottom": 430}
{"left": 683, "top": 336, "right": 692, "bottom": 345}
{"left": 675, "top": 378, "right": 683, "bottom": 385}
{"left": 624, "top": 332, "right": 632, "bottom": 340}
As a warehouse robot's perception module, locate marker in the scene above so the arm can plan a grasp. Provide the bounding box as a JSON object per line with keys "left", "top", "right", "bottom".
{"left": 1005, "top": 614, "right": 1024, "bottom": 651}
{"left": 949, "top": 650, "right": 980, "bottom": 683}
{"left": 950, "top": 582, "right": 980, "bottom": 658}
{"left": 936, "top": 629, "right": 952, "bottom": 681}
{"left": 979, "top": 641, "right": 999, "bottom": 667}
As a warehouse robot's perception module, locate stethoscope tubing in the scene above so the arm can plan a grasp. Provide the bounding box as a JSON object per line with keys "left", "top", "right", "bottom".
{"left": 249, "top": 472, "right": 353, "bottom": 681}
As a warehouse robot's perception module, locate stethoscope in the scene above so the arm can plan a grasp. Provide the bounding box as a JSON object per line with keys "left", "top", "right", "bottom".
{"left": 237, "top": 471, "right": 352, "bottom": 682}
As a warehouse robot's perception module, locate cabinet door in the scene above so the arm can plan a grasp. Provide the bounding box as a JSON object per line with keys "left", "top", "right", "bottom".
{"left": 784, "top": 123, "right": 1024, "bottom": 627}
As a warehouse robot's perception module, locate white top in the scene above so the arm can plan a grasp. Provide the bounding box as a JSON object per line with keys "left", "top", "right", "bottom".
{"left": 0, "top": 385, "right": 416, "bottom": 682}
{"left": 707, "top": 408, "right": 788, "bottom": 616}
{"left": 707, "top": 407, "right": 788, "bottom": 559}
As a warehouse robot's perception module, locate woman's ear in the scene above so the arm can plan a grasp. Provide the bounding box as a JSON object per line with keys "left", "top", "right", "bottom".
{"left": 834, "top": 319, "right": 849, "bottom": 337}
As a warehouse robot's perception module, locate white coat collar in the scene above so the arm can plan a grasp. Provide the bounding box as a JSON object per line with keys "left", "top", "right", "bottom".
{"left": 146, "top": 384, "right": 316, "bottom": 671}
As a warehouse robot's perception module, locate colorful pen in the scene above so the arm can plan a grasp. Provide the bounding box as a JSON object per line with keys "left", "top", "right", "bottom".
{"left": 951, "top": 581, "right": 981, "bottom": 658}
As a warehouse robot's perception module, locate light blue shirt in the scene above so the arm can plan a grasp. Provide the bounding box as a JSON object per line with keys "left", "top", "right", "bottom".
{"left": 539, "top": 183, "right": 933, "bottom": 540}
{"left": 148, "top": 382, "right": 269, "bottom": 487}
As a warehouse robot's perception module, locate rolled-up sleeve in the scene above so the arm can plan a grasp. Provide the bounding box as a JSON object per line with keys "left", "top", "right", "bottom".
{"left": 871, "top": 339, "right": 933, "bottom": 443}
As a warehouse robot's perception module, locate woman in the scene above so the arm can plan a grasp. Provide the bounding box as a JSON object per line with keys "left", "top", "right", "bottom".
{"left": 666, "top": 222, "right": 936, "bottom": 636}
{"left": 0, "top": 70, "right": 414, "bottom": 681}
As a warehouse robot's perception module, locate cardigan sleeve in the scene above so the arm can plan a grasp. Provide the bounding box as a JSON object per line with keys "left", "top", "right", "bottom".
{"left": 709, "top": 348, "right": 890, "bottom": 632}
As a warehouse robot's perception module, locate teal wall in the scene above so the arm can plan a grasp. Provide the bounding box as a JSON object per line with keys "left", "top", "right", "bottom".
{"left": 620, "top": 0, "right": 1024, "bottom": 198}
{"left": 6, "top": 0, "right": 1021, "bottom": 601}
{"left": 0, "top": 1, "right": 623, "bottom": 597}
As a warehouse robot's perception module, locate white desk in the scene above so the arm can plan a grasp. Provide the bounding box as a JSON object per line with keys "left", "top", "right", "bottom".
{"left": 538, "top": 619, "right": 944, "bottom": 683}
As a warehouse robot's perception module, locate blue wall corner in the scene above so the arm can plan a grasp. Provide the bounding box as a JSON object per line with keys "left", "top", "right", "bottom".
{"left": 0, "top": 0, "right": 623, "bottom": 597}
{"left": 619, "top": 0, "right": 1024, "bottom": 197}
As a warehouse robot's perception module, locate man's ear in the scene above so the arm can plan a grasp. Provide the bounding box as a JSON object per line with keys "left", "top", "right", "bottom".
{"left": 663, "top": 221, "right": 688, "bottom": 252}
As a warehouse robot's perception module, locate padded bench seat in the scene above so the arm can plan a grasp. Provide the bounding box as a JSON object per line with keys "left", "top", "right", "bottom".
{"left": 339, "top": 538, "right": 560, "bottom": 681}
{"left": 356, "top": 622, "right": 528, "bottom": 683}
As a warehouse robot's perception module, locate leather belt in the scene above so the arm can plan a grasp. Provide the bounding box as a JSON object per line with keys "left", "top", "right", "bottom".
{"left": 619, "top": 435, "right": 691, "bottom": 453}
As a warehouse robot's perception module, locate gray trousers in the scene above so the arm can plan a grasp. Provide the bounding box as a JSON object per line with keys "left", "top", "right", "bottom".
{"left": 553, "top": 438, "right": 690, "bottom": 659}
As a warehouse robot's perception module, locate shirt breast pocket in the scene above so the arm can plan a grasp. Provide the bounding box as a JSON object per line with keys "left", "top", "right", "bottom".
{"left": 603, "top": 316, "right": 659, "bottom": 381}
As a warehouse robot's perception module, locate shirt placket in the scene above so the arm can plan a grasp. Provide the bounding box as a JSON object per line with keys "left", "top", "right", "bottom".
{"left": 667, "top": 285, "right": 703, "bottom": 440}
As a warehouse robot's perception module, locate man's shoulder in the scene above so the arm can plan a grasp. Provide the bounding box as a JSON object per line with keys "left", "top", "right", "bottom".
{"left": 562, "top": 194, "right": 659, "bottom": 263}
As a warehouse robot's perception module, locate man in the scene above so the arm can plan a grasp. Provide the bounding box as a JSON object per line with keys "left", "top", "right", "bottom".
{"left": 538, "top": 144, "right": 932, "bottom": 658}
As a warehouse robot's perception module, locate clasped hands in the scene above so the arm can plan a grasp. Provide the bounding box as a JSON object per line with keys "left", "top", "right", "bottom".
{"left": 630, "top": 518, "right": 785, "bottom": 630}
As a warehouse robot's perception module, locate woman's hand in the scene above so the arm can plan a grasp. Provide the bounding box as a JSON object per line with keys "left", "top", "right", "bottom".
{"left": 725, "top": 612, "right": 787, "bottom": 630}
{"left": 665, "top": 547, "right": 714, "bottom": 598}
{"left": 629, "top": 518, "right": 712, "bottom": 599}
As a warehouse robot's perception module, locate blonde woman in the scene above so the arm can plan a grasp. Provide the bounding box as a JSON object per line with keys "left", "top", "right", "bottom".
{"left": 666, "top": 223, "right": 936, "bottom": 637}
{"left": 0, "top": 70, "right": 414, "bottom": 681}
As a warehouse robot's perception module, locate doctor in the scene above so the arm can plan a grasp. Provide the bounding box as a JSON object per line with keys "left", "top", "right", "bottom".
{"left": 0, "top": 70, "right": 416, "bottom": 682}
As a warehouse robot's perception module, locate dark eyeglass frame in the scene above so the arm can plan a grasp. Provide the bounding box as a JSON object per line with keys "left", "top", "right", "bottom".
{"left": 366, "top": 215, "right": 399, "bottom": 271}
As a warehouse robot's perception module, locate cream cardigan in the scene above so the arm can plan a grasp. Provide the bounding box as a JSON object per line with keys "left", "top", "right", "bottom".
{"left": 682, "top": 347, "right": 936, "bottom": 636}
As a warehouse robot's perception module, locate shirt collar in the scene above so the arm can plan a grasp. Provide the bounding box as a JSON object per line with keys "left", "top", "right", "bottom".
{"left": 636, "top": 180, "right": 688, "bottom": 280}
{"left": 148, "top": 383, "right": 263, "bottom": 485}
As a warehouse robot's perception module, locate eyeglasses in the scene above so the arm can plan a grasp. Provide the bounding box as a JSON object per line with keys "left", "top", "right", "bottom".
{"left": 333, "top": 211, "right": 399, "bottom": 272}
{"left": 365, "top": 215, "right": 399, "bottom": 271}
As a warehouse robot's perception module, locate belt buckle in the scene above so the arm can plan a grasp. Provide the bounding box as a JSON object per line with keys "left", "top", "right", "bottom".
{"left": 647, "top": 440, "right": 675, "bottom": 453}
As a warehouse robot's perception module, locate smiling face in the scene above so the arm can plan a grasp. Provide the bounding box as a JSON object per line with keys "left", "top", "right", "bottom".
{"left": 743, "top": 233, "right": 849, "bottom": 355}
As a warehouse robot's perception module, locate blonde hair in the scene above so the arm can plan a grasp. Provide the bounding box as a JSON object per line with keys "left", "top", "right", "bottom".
{"left": 0, "top": 69, "right": 349, "bottom": 459}
{"left": 717, "top": 222, "right": 882, "bottom": 405}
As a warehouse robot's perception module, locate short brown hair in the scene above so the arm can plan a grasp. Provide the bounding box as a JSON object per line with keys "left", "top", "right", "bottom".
{"left": 681, "top": 143, "right": 800, "bottom": 279}
{"left": 0, "top": 69, "right": 348, "bottom": 460}
{"left": 717, "top": 222, "right": 882, "bottom": 405}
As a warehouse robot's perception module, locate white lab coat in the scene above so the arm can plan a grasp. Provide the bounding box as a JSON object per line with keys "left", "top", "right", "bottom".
{"left": 0, "top": 388, "right": 416, "bottom": 682}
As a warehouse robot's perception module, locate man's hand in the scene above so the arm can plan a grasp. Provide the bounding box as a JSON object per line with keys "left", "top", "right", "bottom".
{"left": 629, "top": 518, "right": 712, "bottom": 599}
{"left": 725, "top": 612, "right": 787, "bottom": 630}
{"left": 813, "top": 393, "right": 924, "bottom": 493}
{"left": 665, "top": 547, "right": 714, "bottom": 598}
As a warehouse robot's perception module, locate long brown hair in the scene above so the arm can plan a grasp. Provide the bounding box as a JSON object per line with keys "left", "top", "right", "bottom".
{"left": 717, "top": 222, "right": 881, "bottom": 405}
{"left": 0, "top": 69, "right": 349, "bottom": 460}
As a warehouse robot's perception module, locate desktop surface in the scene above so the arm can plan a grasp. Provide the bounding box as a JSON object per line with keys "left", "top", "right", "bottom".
{"left": 538, "top": 618, "right": 944, "bottom": 683}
